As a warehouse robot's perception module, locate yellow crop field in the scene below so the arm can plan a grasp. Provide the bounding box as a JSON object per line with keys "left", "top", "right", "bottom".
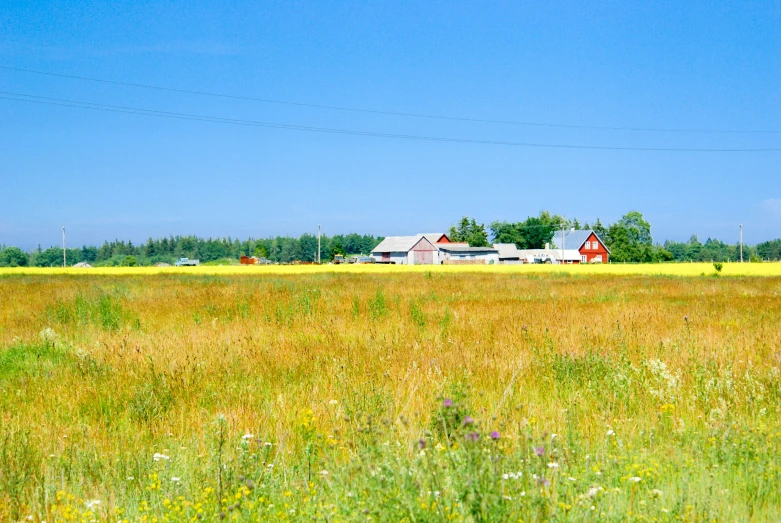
{"left": 1, "top": 271, "right": 780, "bottom": 521}
{"left": 1, "top": 260, "right": 780, "bottom": 276}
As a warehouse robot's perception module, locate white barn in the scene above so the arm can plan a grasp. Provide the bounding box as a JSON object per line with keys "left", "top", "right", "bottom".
{"left": 371, "top": 235, "right": 439, "bottom": 265}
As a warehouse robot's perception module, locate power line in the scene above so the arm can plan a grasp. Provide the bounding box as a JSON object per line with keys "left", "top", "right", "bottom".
{"left": 2, "top": 91, "right": 780, "bottom": 152}
{"left": 2, "top": 64, "right": 779, "bottom": 135}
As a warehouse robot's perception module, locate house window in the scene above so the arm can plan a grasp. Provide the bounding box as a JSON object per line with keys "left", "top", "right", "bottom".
{"left": 581, "top": 255, "right": 587, "bottom": 263}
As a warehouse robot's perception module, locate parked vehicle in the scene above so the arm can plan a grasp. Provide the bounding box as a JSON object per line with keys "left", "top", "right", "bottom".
{"left": 333, "top": 255, "right": 345, "bottom": 264}
{"left": 175, "top": 257, "right": 200, "bottom": 266}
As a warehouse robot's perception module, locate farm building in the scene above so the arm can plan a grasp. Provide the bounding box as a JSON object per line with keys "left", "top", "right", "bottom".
{"left": 494, "top": 243, "right": 581, "bottom": 264}
{"left": 550, "top": 230, "right": 610, "bottom": 263}
{"left": 438, "top": 244, "right": 499, "bottom": 265}
{"left": 370, "top": 235, "right": 439, "bottom": 265}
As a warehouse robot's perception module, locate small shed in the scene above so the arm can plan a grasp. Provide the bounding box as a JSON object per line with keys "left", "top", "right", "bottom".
{"left": 371, "top": 235, "right": 439, "bottom": 265}
{"left": 493, "top": 243, "right": 524, "bottom": 264}
{"left": 72, "top": 261, "right": 93, "bottom": 268}
{"left": 438, "top": 244, "right": 499, "bottom": 265}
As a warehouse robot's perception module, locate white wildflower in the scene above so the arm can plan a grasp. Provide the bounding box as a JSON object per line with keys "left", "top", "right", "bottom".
{"left": 319, "top": 470, "right": 329, "bottom": 476}
{"left": 629, "top": 476, "right": 642, "bottom": 483}
{"left": 171, "top": 477, "right": 180, "bottom": 482}
{"left": 264, "top": 442, "right": 273, "bottom": 447}
{"left": 568, "top": 477, "right": 576, "bottom": 481}
{"left": 39, "top": 327, "right": 57, "bottom": 342}
{"left": 242, "top": 433, "right": 254, "bottom": 440}
{"left": 84, "top": 499, "right": 100, "bottom": 510}
{"left": 329, "top": 399, "right": 338, "bottom": 405}
{"left": 606, "top": 429, "right": 615, "bottom": 437}
{"left": 547, "top": 462, "right": 559, "bottom": 469}
{"left": 153, "top": 453, "right": 170, "bottom": 462}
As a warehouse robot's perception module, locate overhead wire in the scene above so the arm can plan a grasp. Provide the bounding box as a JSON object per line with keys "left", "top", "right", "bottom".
{"left": 2, "top": 65, "right": 780, "bottom": 135}
{"left": 2, "top": 91, "right": 780, "bottom": 152}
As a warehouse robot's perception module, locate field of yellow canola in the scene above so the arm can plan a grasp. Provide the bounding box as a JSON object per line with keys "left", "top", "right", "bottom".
{"left": 1, "top": 261, "right": 779, "bottom": 276}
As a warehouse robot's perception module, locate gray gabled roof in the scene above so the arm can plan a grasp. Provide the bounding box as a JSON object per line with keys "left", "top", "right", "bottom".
{"left": 371, "top": 235, "right": 435, "bottom": 253}
{"left": 549, "top": 229, "right": 610, "bottom": 253}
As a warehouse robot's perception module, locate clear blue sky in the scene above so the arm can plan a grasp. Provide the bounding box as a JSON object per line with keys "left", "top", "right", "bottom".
{"left": 1, "top": 1, "right": 779, "bottom": 250}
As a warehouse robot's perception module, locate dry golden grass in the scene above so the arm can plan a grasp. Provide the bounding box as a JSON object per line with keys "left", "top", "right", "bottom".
{"left": 1, "top": 272, "right": 780, "bottom": 521}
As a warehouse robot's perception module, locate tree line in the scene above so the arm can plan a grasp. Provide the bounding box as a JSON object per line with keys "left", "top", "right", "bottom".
{"left": 0, "top": 233, "right": 384, "bottom": 267}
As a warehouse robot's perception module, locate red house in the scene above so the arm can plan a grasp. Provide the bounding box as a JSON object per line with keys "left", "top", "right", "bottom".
{"left": 552, "top": 230, "right": 610, "bottom": 263}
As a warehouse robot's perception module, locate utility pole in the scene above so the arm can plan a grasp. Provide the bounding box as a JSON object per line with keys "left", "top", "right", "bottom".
{"left": 560, "top": 223, "right": 565, "bottom": 264}
{"left": 739, "top": 224, "right": 743, "bottom": 263}
{"left": 317, "top": 224, "right": 321, "bottom": 264}
{"left": 62, "top": 226, "right": 66, "bottom": 267}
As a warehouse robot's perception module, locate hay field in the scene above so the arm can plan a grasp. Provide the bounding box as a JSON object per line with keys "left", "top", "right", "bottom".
{"left": 1, "top": 272, "right": 780, "bottom": 521}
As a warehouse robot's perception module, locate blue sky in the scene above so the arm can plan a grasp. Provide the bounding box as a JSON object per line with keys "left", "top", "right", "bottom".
{"left": 1, "top": 1, "right": 779, "bottom": 250}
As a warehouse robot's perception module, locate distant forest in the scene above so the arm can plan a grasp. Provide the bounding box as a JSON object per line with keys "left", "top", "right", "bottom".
{"left": 0, "top": 234, "right": 383, "bottom": 267}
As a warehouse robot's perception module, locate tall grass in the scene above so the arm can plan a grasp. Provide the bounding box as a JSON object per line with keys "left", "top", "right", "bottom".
{"left": 0, "top": 273, "right": 779, "bottom": 521}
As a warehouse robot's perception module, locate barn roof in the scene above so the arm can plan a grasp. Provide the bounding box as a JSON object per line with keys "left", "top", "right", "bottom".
{"left": 418, "top": 233, "right": 450, "bottom": 244}
{"left": 371, "top": 235, "right": 434, "bottom": 253}
{"left": 549, "top": 229, "right": 610, "bottom": 253}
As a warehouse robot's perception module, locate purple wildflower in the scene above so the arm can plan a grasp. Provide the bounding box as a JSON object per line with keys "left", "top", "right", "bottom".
{"left": 490, "top": 431, "right": 500, "bottom": 440}
{"left": 465, "top": 432, "right": 479, "bottom": 442}
{"left": 418, "top": 439, "right": 426, "bottom": 449}
{"left": 534, "top": 446, "right": 545, "bottom": 457}
{"left": 537, "top": 476, "right": 550, "bottom": 487}
{"left": 443, "top": 399, "right": 453, "bottom": 408}
{"left": 463, "top": 416, "right": 474, "bottom": 426}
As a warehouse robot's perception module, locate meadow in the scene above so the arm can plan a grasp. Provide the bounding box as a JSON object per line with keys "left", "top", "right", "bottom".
{"left": 1, "top": 270, "right": 780, "bottom": 521}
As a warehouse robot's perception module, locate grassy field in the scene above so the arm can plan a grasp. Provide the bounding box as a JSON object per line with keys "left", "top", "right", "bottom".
{"left": 1, "top": 271, "right": 780, "bottom": 521}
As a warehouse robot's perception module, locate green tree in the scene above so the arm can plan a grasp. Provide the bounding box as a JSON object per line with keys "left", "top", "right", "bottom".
{"left": 489, "top": 221, "right": 524, "bottom": 247}
{"left": 331, "top": 239, "right": 345, "bottom": 258}
{"left": 605, "top": 211, "right": 653, "bottom": 262}
{"left": 0, "top": 246, "right": 29, "bottom": 267}
{"left": 449, "top": 217, "right": 489, "bottom": 247}
{"left": 123, "top": 255, "right": 138, "bottom": 267}
{"left": 253, "top": 243, "right": 269, "bottom": 258}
